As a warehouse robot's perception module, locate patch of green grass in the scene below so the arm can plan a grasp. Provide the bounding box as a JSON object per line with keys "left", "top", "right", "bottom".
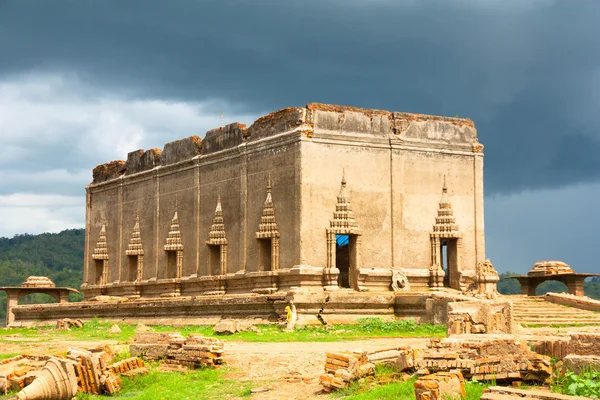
{"left": 0, "top": 352, "right": 21, "bottom": 361}
{"left": 73, "top": 366, "right": 252, "bottom": 400}
{"left": 0, "top": 317, "right": 446, "bottom": 344}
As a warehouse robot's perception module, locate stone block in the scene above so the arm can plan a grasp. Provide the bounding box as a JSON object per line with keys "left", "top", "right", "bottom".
{"left": 134, "top": 332, "right": 172, "bottom": 344}
{"left": 563, "top": 355, "right": 600, "bottom": 374}
{"left": 414, "top": 371, "right": 466, "bottom": 400}
{"left": 161, "top": 136, "right": 202, "bottom": 165}
{"left": 202, "top": 123, "right": 247, "bottom": 155}
{"left": 129, "top": 344, "right": 169, "bottom": 360}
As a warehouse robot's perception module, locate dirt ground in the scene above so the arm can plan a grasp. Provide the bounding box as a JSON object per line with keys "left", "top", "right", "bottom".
{"left": 224, "top": 338, "right": 430, "bottom": 400}
{"left": 0, "top": 336, "right": 429, "bottom": 400}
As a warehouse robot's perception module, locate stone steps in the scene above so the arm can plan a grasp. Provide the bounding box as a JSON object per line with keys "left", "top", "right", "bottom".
{"left": 504, "top": 295, "right": 600, "bottom": 327}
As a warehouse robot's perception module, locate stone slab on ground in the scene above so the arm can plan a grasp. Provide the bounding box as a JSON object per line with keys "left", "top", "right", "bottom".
{"left": 563, "top": 354, "right": 600, "bottom": 374}
{"left": 481, "top": 386, "right": 591, "bottom": 400}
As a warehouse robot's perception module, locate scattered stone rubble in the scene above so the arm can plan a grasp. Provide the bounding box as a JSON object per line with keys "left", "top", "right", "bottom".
{"left": 130, "top": 332, "right": 224, "bottom": 369}
{"left": 55, "top": 318, "right": 83, "bottom": 330}
{"left": 320, "top": 336, "right": 553, "bottom": 393}
{"left": 319, "top": 351, "right": 375, "bottom": 392}
{"left": 414, "top": 371, "right": 466, "bottom": 400}
{"left": 532, "top": 332, "right": 600, "bottom": 374}
{"left": 0, "top": 346, "right": 146, "bottom": 399}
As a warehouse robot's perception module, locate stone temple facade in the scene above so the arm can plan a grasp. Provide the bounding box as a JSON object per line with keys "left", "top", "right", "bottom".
{"left": 82, "top": 103, "right": 486, "bottom": 300}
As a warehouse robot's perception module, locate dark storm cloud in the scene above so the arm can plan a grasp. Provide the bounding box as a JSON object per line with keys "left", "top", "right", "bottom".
{"left": 1, "top": 0, "right": 599, "bottom": 194}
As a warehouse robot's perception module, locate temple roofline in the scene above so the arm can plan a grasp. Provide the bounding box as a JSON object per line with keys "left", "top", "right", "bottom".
{"left": 91, "top": 103, "right": 481, "bottom": 185}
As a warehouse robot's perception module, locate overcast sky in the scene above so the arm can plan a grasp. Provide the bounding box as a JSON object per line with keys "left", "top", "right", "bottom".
{"left": 1, "top": 0, "right": 599, "bottom": 274}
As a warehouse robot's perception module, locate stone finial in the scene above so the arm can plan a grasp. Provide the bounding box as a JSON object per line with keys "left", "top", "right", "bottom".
{"left": 431, "top": 178, "right": 459, "bottom": 236}
{"left": 207, "top": 195, "right": 228, "bottom": 245}
{"left": 528, "top": 260, "right": 574, "bottom": 276}
{"left": 164, "top": 210, "right": 184, "bottom": 251}
{"left": 329, "top": 171, "right": 360, "bottom": 234}
{"left": 126, "top": 214, "right": 144, "bottom": 256}
{"left": 92, "top": 224, "right": 109, "bottom": 260}
{"left": 256, "top": 175, "right": 280, "bottom": 239}
{"left": 21, "top": 276, "right": 56, "bottom": 288}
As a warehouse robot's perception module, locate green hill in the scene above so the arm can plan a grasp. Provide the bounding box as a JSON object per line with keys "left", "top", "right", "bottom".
{"left": 0, "top": 229, "right": 85, "bottom": 325}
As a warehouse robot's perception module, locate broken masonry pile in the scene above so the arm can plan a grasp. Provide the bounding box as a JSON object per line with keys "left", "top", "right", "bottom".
{"left": 532, "top": 332, "right": 600, "bottom": 374}
{"left": 1, "top": 346, "right": 147, "bottom": 400}
{"left": 55, "top": 318, "right": 84, "bottom": 330}
{"left": 320, "top": 336, "right": 554, "bottom": 393}
{"left": 130, "top": 332, "right": 224, "bottom": 368}
{"left": 320, "top": 351, "right": 375, "bottom": 392}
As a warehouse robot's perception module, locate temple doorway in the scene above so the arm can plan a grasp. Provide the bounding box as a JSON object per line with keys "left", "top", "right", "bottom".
{"left": 166, "top": 251, "right": 178, "bottom": 279}
{"left": 336, "top": 234, "right": 358, "bottom": 289}
{"left": 127, "top": 255, "right": 138, "bottom": 282}
{"left": 441, "top": 239, "right": 458, "bottom": 288}
{"left": 208, "top": 245, "right": 222, "bottom": 275}
{"left": 258, "top": 238, "right": 273, "bottom": 271}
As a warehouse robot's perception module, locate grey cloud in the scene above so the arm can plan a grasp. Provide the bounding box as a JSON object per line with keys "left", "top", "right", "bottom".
{"left": 1, "top": 0, "right": 600, "bottom": 194}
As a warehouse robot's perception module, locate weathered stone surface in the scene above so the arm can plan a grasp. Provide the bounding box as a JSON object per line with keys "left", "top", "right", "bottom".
{"left": 108, "top": 324, "right": 122, "bottom": 333}
{"left": 92, "top": 160, "right": 126, "bottom": 183}
{"left": 213, "top": 319, "right": 257, "bottom": 335}
{"left": 320, "top": 351, "right": 375, "bottom": 392}
{"left": 21, "top": 276, "right": 55, "bottom": 288}
{"left": 81, "top": 102, "right": 487, "bottom": 309}
{"left": 15, "top": 358, "right": 78, "bottom": 400}
{"left": 131, "top": 332, "right": 224, "bottom": 368}
{"left": 414, "top": 371, "right": 466, "bottom": 400}
{"left": 563, "top": 354, "right": 600, "bottom": 374}
{"left": 447, "top": 300, "right": 515, "bottom": 335}
{"left": 528, "top": 261, "right": 574, "bottom": 277}
{"left": 545, "top": 292, "right": 600, "bottom": 312}
{"left": 135, "top": 324, "right": 153, "bottom": 333}
{"left": 130, "top": 344, "right": 169, "bottom": 360}
{"left": 161, "top": 136, "right": 202, "bottom": 165}
{"left": 397, "top": 336, "right": 552, "bottom": 383}
{"left": 213, "top": 320, "right": 238, "bottom": 335}
{"left": 482, "top": 386, "right": 591, "bottom": 400}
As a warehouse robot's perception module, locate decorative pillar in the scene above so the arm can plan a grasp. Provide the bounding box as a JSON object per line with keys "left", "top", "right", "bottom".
{"left": 256, "top": 175, "right": 280, "bottom": 271}
{"left": 207, "top": 195, "right": 228, "bottom": 276}
{"left": 220, "top": 244, "right": 228, "bottom": 275}
{"left": 5, "top": 290, "right": 19, "bottom": 327}
{"left": 126, "top": 213, "right": 144, "bottom": 282}
{"left": 429, "top": 178, "right": 462, "bottom": 289}
{"left": 92, "top": 224, "right": 109, "bottom": 286}
{"left": 164, "top": 209, "right": 184, "bottom": 279}
{"left": 325, "top": 171, "right": 362, "bottom": 290}
{"left": 271, "top": 237, "right": 280, "bottom": 272}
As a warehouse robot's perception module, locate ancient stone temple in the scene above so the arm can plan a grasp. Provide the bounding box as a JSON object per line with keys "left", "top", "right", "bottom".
{"left": 8, "top": 103, "right": 495, "bottom": 326}
{"left": 81, "top": 103, "right": 486, "bottom": 299}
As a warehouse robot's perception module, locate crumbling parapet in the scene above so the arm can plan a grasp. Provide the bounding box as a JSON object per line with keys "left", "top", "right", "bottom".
{"left": 92, "top": 160, "right": 126, "bottom": 183}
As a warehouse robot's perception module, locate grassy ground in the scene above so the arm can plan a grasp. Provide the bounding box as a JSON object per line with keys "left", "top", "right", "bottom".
{"left": 332, "top": 365, "right": 489, "bottom": 400}
{"left": 77, "top": 367, "right": 253, "bottom": 400}
{"left": 0, "top": 317, "right": 446, "bottom": 344}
